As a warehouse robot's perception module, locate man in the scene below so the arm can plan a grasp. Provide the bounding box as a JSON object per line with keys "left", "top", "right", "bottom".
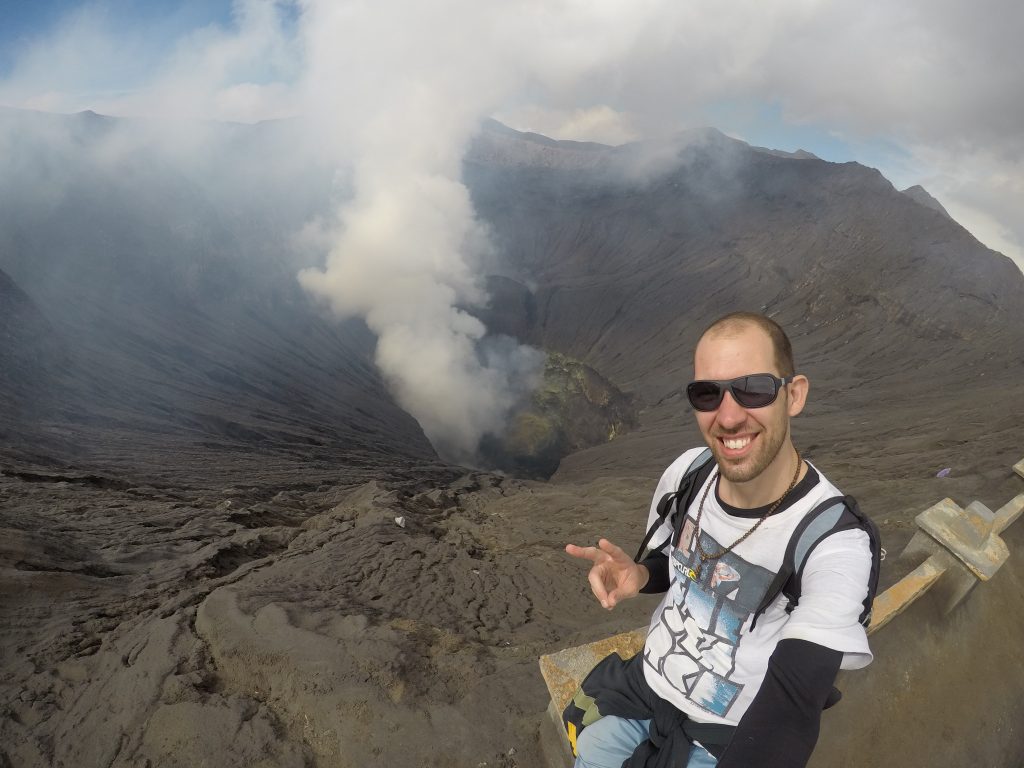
{"left": 566, "top": 312, "right": 874, "bottom": 768}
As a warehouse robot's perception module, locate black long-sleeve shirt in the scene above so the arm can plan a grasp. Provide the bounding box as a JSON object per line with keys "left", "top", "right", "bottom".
{"left": 716, "top": 638, "right": 842, "bottom": 767}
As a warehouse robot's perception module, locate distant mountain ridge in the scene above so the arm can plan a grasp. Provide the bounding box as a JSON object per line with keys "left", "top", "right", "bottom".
{"left": 464, "top": 120, "right": 1024, "bottom": 482}
{"left": 1, "top": 108, "right": 1022, "bottom": 481}
{"left": 466, "top": 120, "right": 1023, "bottom": 400}
{"left": 900, "top": 184, "right": 953, "bottom": 219}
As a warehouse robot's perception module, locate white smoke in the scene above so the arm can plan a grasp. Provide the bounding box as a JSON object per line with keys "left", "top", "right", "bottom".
{"left": 297, "top": 167, "right": 540, "bottom": 460}
{"left": 289, "top": 0, "right": 666, "bottom": 460}
{"left": 291, "top": 2, "right": 521, "bottom": 460}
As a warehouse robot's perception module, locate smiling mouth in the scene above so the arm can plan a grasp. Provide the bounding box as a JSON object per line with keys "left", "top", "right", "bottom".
{"left": 722, "top": 436, "right": 751, "bottom": 450}
{"left": 718, "top": 434, "right": 756, "bottom": 454}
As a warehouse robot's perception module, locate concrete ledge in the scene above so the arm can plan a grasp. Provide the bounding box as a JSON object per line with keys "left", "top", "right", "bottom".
{"left": 538, "top": 627, "right": 646, "bottom": 768}
{"left": 539, "top": 700, "right": 574, "bottom": 768}
{"left": 866, "top": 554, "right": 946, "bottom": 634}
{"left": 914, "top": 497, "right": 1008, "bottom": 580}
{"left": 994, "top": 493, "right": 1024, "bottom": 534}
{"left": 539, "top": 626, "right": 646, "bottom": 718}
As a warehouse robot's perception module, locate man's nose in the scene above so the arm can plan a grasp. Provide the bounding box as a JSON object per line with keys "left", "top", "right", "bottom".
{"left": 716, "top": 391, "right": 747, "bottom": 427}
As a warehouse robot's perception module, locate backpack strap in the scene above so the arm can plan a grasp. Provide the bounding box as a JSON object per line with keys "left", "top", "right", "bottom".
{"left": 633, "top": 448, "right": 715, "bottom": 562}
{"left": 749, "top": 494, "right": 882, "bottom": 631}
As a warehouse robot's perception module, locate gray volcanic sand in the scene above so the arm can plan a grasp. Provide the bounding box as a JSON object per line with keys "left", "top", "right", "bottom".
{"left": 3, "top": 371, "right": 1022, "bottom": 767}
{"left": 0, "top": 464, "right": 655, "bottom": 767}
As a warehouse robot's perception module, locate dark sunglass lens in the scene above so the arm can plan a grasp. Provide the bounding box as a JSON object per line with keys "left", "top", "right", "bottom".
{"left": 687, "top": 381, "right": 723, "bottom": 411}
{"left": 733, "top": 375, "right": 778, "bottom": 408}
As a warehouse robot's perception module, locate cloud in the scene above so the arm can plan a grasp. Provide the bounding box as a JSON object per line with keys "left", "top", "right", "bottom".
{"left": 491, "top": 0, "right": 1024, "bottom": 265}
{"left": 0, "top": 0, "right": 297, "bottom": 124}
{"left": 0, "top": 4, "right": 155, "bottom": 112}
{"left": 908, "top": 144, "right": 1024, "bottom": 272}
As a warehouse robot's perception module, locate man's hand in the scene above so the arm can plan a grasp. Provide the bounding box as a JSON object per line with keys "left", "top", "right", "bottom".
{"left": 565, "top": 539, "right": 649, "bottom": 610}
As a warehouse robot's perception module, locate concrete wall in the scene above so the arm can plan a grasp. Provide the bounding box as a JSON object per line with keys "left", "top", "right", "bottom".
{"left": 810, "top": 517, "right": 1024, "bottom": 768}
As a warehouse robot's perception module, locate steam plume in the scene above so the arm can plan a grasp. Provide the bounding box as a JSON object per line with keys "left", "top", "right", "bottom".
{"left": 298, "top": 166, "right": 541, "bottom": 461}
{"left": 293, "top": 0, "right": 658, "bottom": 460}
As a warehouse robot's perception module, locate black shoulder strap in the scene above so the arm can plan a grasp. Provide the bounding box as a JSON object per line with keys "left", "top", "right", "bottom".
{"left": 749, "top": 495, "right": 882, "bottom": 631}
{"left": 634, "top": 448, "right": 715, "bottom": 562}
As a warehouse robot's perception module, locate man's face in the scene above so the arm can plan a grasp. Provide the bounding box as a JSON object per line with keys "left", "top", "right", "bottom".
{"left": 692, "top": 325, "right": 802, "bottom": 484}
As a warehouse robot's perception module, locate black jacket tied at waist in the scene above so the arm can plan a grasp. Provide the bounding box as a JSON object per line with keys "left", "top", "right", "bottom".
{"left": 563, "top": 651, "right": 735, "bottom": 767}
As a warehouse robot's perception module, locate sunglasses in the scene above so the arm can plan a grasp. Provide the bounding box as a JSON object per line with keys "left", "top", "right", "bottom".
{"left": 686, "top": 373, "right": 796, "bottom": 412}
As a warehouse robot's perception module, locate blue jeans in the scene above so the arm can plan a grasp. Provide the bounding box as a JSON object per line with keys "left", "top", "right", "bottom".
{"left": 573, "top": 716, "right": 717, "bottom": 768}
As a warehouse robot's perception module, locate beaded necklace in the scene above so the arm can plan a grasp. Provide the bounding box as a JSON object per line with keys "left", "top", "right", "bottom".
{"left": 685, "top": 449, "right": 803, "bottom": 581}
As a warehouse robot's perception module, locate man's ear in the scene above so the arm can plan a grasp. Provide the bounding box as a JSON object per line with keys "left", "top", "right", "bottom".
{"left": 787, "top": 375, "right": 809, "bottom": 417}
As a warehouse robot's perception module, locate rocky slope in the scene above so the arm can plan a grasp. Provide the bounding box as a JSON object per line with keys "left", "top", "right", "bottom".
{"left": 0, "top": 108, "right": 437, "bottom": 484}
{"left": 465, "top": 123, "right": 1024, "bottom": 528}
{"left": 466, "top": 124, "right": 1024, "bottom": 397}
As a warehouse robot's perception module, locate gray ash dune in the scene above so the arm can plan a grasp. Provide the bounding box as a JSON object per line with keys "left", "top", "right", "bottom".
{"left": 2, "top": 112, "right": 1023, "bottom": 767}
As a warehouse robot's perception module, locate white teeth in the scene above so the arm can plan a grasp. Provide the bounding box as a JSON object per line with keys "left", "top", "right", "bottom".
{"left": 723, "top": 437, "right": 752, "bottom": 450}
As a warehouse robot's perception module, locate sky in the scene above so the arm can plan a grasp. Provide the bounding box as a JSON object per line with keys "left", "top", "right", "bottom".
{"left": 1, "top": 0, "right": 1020, "bottom": 273}
{"left": 1, "top": 0, "right": 1021, "bottom": 458}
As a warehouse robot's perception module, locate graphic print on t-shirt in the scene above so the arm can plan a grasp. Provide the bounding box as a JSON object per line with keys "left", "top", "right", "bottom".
{"left": 643, "top": 524, "right": 775, "bottom": 717}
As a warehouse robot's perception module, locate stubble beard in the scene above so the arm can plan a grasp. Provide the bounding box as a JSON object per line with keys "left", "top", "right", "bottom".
{"left": 712, "top": 423, "right": 789, "bottom": 484}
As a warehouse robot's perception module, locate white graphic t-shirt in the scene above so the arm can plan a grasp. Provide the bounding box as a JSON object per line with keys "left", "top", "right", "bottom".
{"left": 642, "top": 448, "right": 873, "bottom": 726}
